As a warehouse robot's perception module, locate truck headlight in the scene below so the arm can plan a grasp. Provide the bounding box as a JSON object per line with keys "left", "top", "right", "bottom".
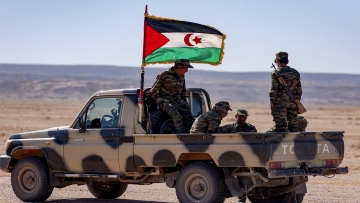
{"left": 5, "top": 140, "right": 12, "bottom": 151}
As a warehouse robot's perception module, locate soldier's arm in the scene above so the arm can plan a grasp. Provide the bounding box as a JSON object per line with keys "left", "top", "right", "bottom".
{"left": 219, "top": 124, "right": 236, "bottom": 133}
{"left": 180, "top": 80, "right": 187, "bottom": 102}
{"left": 150, "top": 74, "right": 164, "bottom": 104}
{"left": 296, "top": 78, "right": 302, "bottom": 100}
{"left": 289, "top": 79, "right": 298, "bottom": 91}
{"left": 269, "top": 72, "right": 279, "bottom": 106}
{"left": 294, "top": 73, "right": 302, "bottom": 100}
{"left": 252, "top": 126, "right": 257, "bottom": 132}
{"left": 207, "top": 116, "right": 221, "bottom": 133}
{"left": 190, "top": 115, "right": 207, "bottom": 133}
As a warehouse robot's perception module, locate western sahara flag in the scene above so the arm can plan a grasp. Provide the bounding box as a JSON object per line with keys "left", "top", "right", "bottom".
{"left": 142, "top": 15, "right": 226, "bottom": 66}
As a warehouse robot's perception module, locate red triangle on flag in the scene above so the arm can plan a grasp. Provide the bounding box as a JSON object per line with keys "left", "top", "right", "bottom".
{"left": 143, "top": 21, "right": 170, "bottom": 59}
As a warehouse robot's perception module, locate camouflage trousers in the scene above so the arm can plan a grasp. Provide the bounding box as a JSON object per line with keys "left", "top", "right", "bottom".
{"left": 161, "top": 102, "right": 195, "bottom": 133}
{"left": 271, "top": 101, "right": 299, "bottom": 132}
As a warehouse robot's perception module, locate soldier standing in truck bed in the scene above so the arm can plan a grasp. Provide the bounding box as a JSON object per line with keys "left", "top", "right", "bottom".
{"left": 150, "top": 59, "right": 195, "bottom": 133}
{"left": 190, "top": 101, "right": 234, "bottom": 133}
{"left": 270, "top": 52, "right": 303, "bottom": 132}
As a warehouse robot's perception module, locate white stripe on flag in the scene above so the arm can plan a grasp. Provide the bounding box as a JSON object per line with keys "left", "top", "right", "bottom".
{"left": 162, "top": 33, "right": 223, "bottom": 48}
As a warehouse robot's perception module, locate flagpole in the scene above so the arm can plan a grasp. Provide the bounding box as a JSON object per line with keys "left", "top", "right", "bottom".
{"left": 138, "top": 5, "right": 148, "bottom": 125}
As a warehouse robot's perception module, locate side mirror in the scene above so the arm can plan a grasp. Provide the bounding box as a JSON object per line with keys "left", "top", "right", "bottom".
{"left": 78, "top": 116, "right": 86, "bottom": 133}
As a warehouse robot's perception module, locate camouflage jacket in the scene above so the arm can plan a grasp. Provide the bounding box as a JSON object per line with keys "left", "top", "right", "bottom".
{"left": 269, "top": 66, "right": 302, "bottom": 105}
{"left": 190, "top": 107, "right": 227, "bottom": 133}
{"left": 150, "top": 67, "right": 186, "bottom": 103}
{"left": 233, "top": 123, "right": 257, "bottom": 132}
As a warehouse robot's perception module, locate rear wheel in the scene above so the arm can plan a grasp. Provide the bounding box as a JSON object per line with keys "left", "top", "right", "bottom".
{"left": 11, "top": 156, "right": 54, "bottom": 202}
{"left": 175, "top": 162, "right": 226, "bottom": 203}
{"left": 87, "top": 182, "right": 127, "bottom": 199}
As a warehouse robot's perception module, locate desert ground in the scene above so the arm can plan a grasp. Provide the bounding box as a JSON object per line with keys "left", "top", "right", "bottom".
{"left": 0, "top": 98, "right": 359, "bottom": 203}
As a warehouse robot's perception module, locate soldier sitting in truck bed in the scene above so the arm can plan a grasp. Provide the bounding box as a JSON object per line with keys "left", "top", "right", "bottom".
{"left": 190, "top": 101, "right": 234, "bottom": 133}
{"left": 150, "top": 59, "right": 195, "bottom": 133}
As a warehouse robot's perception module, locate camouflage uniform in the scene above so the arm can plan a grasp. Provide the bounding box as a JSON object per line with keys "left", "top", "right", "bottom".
{"left": 233, "top": 108, "right": 257, "bottom": 132}
{"left": 270, "top": 52, "right": 302, "bottom": 132}
{"left": 150, "top": 59, "right": 194, "bottom": 133}
{"left": 234, "top": 123, "right": 257, "bottom": 132}
{"left": 190, "top": 101, "right": 234, "bottom": 133}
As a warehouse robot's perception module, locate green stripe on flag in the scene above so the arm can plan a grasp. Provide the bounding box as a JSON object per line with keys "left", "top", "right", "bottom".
{"left": 144, "top": 47, "right": 222, "bottom": 64}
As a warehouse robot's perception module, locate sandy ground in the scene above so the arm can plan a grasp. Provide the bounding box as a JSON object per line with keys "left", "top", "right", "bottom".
{"left": 0, "top": 98, "right": 359, "bottom": 203}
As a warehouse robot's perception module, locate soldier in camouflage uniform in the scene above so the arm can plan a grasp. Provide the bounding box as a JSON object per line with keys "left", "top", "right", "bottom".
{"left": 270, "top": 52, "right": 302, "bottom": 132}
{"left": 190, "top": 101, "right": 234, "bottom": 133}
{"left": 233, "top": 108, "right": 257, "bottom": 132}
{"left": 150, "top": 59, "right": 195, "bottom": 133}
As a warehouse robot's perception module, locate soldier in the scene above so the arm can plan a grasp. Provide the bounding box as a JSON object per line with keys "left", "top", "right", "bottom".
{"left": 150, "top": 59, "right": 195, "bottom": 133}
{"left": 233, "top": 108, "right": 257, "bottom": 132}
{"left": 270, "top": 52, "right": 302, "bottom": 132}
{"left": 190, "top": 101, "right": 234, "bottom": 133}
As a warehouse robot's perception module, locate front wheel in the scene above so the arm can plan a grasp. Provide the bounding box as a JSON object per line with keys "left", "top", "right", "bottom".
{"left": 87, "top": 182, "right": 128, "bottom": 199}
{"left": 175, "top": 162, "right": 226, "bottom": 203}
{"left": 11, "top": 156, "right": 54, "bottom": 202}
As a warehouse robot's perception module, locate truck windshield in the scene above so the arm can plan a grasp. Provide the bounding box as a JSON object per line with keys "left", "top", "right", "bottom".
{"left": 77, "top": 97, "right": 123, "bottom": 129}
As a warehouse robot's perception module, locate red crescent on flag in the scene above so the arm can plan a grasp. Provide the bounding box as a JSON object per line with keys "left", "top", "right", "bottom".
{"left": 184, "top": 34, "right": 194, "bottom": 46}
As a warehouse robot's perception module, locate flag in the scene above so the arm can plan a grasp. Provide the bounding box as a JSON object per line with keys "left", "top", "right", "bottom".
{"left": 142, "top": 14, "right": 226, "bottom": 66}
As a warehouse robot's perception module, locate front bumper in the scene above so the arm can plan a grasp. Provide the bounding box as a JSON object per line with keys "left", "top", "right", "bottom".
{"left": 268, "top": 166, "right": 349, "bottom": 178}
{"left": 0, "top": 155, "right": 11, "bottom": 172}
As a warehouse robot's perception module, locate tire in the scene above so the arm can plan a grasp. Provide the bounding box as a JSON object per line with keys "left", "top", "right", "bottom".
{"left": 175, "top": 162, "right": 226, "bottom": 203}
{"left": 87, "top": 182, "right": 128, "bottom": 199}
{"left": 248, "top": 191, "right": 294, "bottom": 203}
{"left": 11, "top": 156, "right": 54, "bottom": 202}
{"left": 150, "top": 110, "right": 176, "bottom": 134}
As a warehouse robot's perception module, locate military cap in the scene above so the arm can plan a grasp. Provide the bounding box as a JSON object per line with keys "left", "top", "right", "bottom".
{"left": 215, "top": 101, "right": 232, "bottom": 111}
{"left": 275, "top": 52, "right": 289, "bottom": 60}
{"left": 236, "top": 108, "right": 249, "bottom": 116}
{"left": 175, "top": 59, "right": 193, "bottom": 68}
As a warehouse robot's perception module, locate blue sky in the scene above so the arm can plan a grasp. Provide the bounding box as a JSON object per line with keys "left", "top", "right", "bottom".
{"left": 1, "top": 0, "right": 359, "bottom": 74}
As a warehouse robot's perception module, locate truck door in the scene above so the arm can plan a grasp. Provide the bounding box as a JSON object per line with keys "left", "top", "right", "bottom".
{"left": 65, "top": 97, "right": 123, "bottom": 173}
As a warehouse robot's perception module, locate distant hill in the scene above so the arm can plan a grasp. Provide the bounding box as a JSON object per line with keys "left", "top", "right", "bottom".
{"left": 1, "top": 63, "right": 360, "bottom": 105}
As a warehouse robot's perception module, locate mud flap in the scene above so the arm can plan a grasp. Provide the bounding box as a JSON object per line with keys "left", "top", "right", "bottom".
{"left": 225, "top": 178, "right": 243, "bottom": 197}
{"left": 293, "top": 177, "right": 307, "bottom": 194}
{"left": 223, "top": 168, "right": 243, "bottom": 197}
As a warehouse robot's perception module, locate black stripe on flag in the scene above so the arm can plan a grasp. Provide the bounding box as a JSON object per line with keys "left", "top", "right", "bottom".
{"left": 146, "top": 18, "right": 223, "bottom": 35}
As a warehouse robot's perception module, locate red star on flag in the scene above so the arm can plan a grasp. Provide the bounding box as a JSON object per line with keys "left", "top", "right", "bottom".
{"left": 193, "top": 36, "right": 202, "bottom": 44}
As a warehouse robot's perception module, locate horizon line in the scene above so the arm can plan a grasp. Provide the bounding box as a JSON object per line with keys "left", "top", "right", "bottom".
{"left": 1, "top": 62, "right": 359, "bottom": 76}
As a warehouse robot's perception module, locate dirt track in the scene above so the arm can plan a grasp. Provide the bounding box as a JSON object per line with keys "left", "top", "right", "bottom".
{"left": 0, "top": 98, "right": 359, "bottom": 203}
